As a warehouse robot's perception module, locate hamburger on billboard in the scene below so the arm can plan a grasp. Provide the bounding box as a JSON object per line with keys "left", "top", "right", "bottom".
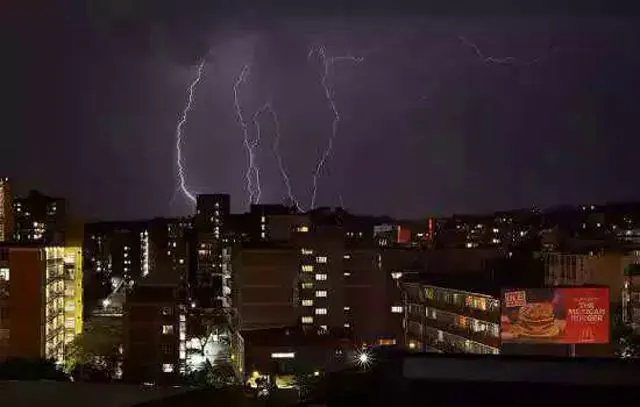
{"left": 501, "top": 287, "right": 609, "bottom": 344}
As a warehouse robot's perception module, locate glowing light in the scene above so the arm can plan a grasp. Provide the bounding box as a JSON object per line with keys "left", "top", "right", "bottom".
{"left": 308, "top": 44, "right": 363, "bottom": 209}
{"left": 174, "top": 59, "right": 207, "bottom": 205}
{"left": 253, "top": 102, "right": 302, "bottom": 211}
{"left": 233, "top": 64, "right": 261, "bottom": 207}
{"left": 355, "top": 350, "right": 372, "bottom": 367}
{"left": 271, "top": 352, "right": 295, "bottom": 359}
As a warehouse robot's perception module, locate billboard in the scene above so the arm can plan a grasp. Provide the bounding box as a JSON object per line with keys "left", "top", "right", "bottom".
{"left": 501, "top": 287, "right": 609, "bottom": 344}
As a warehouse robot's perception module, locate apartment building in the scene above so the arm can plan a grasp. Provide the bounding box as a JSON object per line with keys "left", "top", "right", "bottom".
{"left": 0, "top": 243, "right": 83, "bottom": 363}
{"left": 403, "top": 276, "right": 501, "bottom": 355}
{"left": 543, "top": 252, "right": 640, "bottom": 304}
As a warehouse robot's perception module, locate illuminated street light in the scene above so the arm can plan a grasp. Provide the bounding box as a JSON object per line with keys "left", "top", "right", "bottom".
{"left": 355, "top": 350, "right": 372, "bottom": 368}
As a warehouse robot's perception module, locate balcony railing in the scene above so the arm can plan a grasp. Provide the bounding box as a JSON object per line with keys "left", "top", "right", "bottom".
{"left": 421, "top": 298, "right": 500, "bottom": 322}
{"left": 420, "top": 317, "right": 501, "bottom": 349}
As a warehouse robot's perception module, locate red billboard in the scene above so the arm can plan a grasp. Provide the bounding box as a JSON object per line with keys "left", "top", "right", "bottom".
{"left": 501, "top": 287, "right": 609, "bottom": 344}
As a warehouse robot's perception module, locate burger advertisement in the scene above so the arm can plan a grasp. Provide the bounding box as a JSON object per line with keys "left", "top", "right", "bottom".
{"left": 501, "top": 287, "right": 609, "bottom": 344}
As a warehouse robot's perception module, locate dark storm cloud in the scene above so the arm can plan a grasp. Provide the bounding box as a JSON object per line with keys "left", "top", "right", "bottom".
{"left": 4, "top": 2, "right": 640, "bottom": 220}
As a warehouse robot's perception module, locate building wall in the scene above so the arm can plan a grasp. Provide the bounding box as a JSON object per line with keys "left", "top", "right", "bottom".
{"left": 296, "top": 227, "right": 346, "bottom": 332}
{"left": 124, "top": 288, "right": 180, "bottom": 384}
{"left": 0, "top": 261, "right": 8, "bottom": 356}
{"left": 344, "top": 249, "right": 403, "bottom": 344}
{"left": 234, "top": 247, "right": 299, "bottom": 330}
{"left": 544, "top": 252, "right": 640, "bottom": 304}
{"left": 8, "top": 248, "right": 44, "bottom": 359}
{"left": 0, "top": 178, "right": 13, "bottom": 242}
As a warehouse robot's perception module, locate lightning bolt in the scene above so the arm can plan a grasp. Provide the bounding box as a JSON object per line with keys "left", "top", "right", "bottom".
{"left": 308, "top": 45, "right": 363, "bottom": 210}
{"left": 459, "top": 36, "right": 517, "bottom": 64}
{"left": 253, "top": 102, "right": 302, "bottom": 212}
{"left": 174, "top": 59, "right": 206, "bottom": 206}
{"left": 232, "top": 64, "right": 262, "bottom": 207}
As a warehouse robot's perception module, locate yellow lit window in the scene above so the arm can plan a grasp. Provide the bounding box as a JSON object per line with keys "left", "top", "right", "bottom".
{"left": 301, "top": 316, "right": 313, "bottom": 324}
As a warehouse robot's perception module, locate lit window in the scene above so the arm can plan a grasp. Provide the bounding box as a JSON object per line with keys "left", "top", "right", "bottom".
{"left": 261, "top": 232, "right": 266, "bottom": 239}
{"left": 301, "top": 248, "right": 313, "bottom": 255}
{"left": 297, "top": 225, "right": 309, "bottom": 233}
{"left": 302, "top": 265, "right": 314, "bottom": 272}
{"left": 315, "top": 273, "right": 327, "bottom": 281}
{"left": 343, "top": 272, "right": 351, "bottom": 277}
{"left": 344, "top": 323, "right": 350, "bottom": 328}
{"left": 301, "top": 282, "right": 313, "bottom": 289}
{"left": 64, "top": 318, "right": 75, "bottom": 329}
{"left": 391, "top": 306, "right": 403, "bottom": 313}
{"left": 315, "top": 290, "right": 327, "bottom": 297}
{"left": 162, "top": 307, "right": 173, "bottom": 316}
{"left": 316, "top": 256, "right": 327, "bottom": 264}
{"left": 271, "top": 352, "right": 295, "bottom": 359}
{"left": 179, "top": 258, "right": 185, "bottom": 264}
{"left": 320, "top": 325, "right": 328, "bottom": 332}
{"left": 301, "top": 316, "right": 313, "bottom": 324}
{"left": 261, "top": 216, "right": 266, "bottom": 222}
{"left": 391, "top": 272, "right": 402, "bottom": 279}
{"left": 343, "top": 306, "right": 350, "bottom": 311}
{"left": 343, "top": 254, "right": 351, "bottom": 260}
{"left": 0, "top": 267, "right": 8, "bottom": 281}
{"left": 302, "top": 299, "right": 313, "bottom": 306}
{"left": 315, "top": 308, "right": 327, "bottom": 315}
{"left": 162, "top": 363, "right": 174, "bottom": 373}
{"left": 162, "top": 325, "right": 174, "bottom": 335}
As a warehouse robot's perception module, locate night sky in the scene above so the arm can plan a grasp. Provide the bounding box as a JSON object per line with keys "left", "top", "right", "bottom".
{"left": 5, "top": 2, "right": 640, "bottom": 220}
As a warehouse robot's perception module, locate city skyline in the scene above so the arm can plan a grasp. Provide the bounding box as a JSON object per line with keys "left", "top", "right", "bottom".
{"left": 6, "top": 4, "right": 640, "bottom": 221}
